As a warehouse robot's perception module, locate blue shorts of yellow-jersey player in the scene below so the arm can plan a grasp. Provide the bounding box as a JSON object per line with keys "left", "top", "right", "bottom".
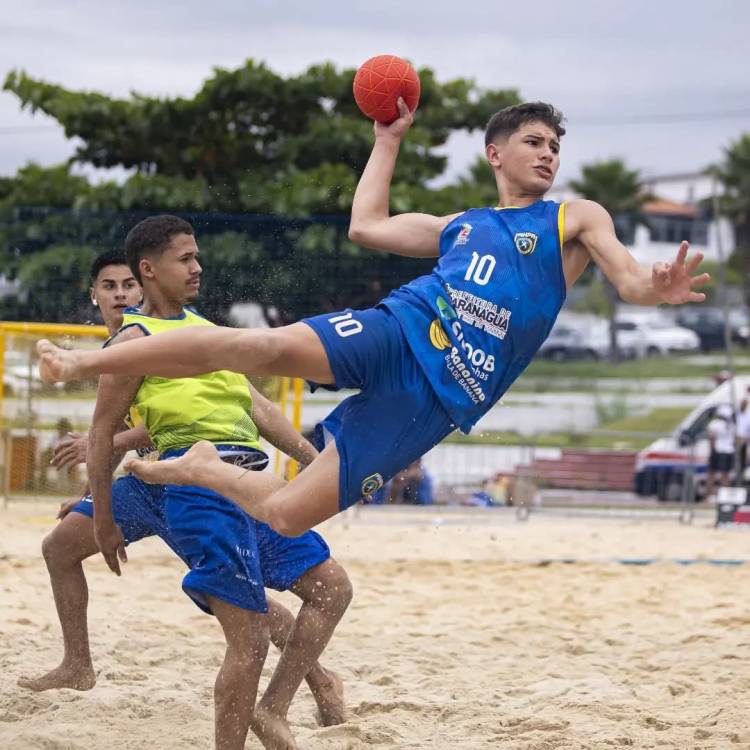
{"left": 72, "top": 475, "right": 181, "bottom": 553}
{"left": 160, "top": 446, "right": 330, "bottom": 614}
{"left": 303, "top": 305, "right": 455, "bottom": 511}
{"left": 72, "top": 455, "right": 330, "bottom": 614}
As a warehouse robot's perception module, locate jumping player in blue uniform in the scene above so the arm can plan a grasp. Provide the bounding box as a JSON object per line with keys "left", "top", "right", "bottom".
{"left": 37, "top": 100, "right": 710, "bottom": 540}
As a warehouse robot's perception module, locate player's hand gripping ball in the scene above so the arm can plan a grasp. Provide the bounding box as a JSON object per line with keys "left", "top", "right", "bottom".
{"left": 353, "top": 55, "right": 421, "bottom": 124}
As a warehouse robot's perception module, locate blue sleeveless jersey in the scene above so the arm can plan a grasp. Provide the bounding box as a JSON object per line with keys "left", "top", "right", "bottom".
{"left": 380, "top": 200, "right": 567, "bottom": 433}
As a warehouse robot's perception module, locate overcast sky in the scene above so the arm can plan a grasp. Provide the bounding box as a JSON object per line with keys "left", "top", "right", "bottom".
{"left": 1, "top": 0, "right": 749, "bottom": 187}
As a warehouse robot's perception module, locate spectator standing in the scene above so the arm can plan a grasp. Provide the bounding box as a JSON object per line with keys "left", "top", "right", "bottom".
{"left": 735, "top": 391, "right": 750, "bottom": 480}
{"left": 388, "top": 458, "right": 435, "bottom": 505}
{"left": 706, "top": 403, "right": 736, "bottom": 501}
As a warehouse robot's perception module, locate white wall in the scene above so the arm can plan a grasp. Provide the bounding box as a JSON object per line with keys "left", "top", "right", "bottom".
{"left": 629, "top": 217, "right": 735, "bottom": 265}
{"left": 641, "top": 172, "right": 715, "bottom": 205}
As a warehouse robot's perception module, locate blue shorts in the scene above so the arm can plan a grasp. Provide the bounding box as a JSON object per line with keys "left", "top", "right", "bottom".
{"left": 303, "top": 305, "right": 455, "bottom": 510}
{"left": 73, "top": 464, "right": 330, "bottom": 615}
{"left": 161, "top": 448, "right": 330, "bottom": 615}
{"left": 71, "top": 475, "right": 182, "bottom": 553}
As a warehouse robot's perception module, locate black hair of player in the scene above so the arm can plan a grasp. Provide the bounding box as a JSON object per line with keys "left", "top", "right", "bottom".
{"left": 125, "top": 215, "right": 195, "bottom": 283}
{"left": 90, "top": 249, "right": 130, "bottom": 284}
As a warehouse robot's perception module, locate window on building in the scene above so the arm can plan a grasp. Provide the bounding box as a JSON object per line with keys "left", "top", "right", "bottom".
{"left": 647, "top": 215, "right": 709, "bottom": 245}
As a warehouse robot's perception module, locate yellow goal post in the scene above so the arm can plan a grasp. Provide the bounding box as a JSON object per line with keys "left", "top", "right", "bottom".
{"left": 0, "top": 321, "right": 305, "bottom": 505}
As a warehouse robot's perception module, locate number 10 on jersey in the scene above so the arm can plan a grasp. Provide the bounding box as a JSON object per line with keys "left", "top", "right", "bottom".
{"left": 464, "top": 252, "right": 495, "bottom": 286}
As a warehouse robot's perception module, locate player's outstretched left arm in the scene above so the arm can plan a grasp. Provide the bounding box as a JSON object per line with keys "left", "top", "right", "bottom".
{"left": 568, "top": 200, "right": 710, "bottom": 305}
{"left": 349, "top": 97, "right": 460, "bottom": 258}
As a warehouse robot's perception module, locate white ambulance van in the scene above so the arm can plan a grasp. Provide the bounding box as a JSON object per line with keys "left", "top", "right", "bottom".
{"left": 634, "top": 375, "right": 750, "bottom": 501}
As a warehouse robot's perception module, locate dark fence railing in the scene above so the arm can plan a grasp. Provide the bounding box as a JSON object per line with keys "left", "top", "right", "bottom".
{"left": 0, "top": 208, "right": 435, "bottom": 325}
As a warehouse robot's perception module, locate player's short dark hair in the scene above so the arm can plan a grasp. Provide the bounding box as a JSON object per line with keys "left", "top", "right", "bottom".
{"left": 484, "top": 102, "right": 566, "bottom": 146}
{"left": 124, "top": 215, "right": 194, "bottom": 283}
{"left": 90, "top": 249, "right": 130, "bottom": 284}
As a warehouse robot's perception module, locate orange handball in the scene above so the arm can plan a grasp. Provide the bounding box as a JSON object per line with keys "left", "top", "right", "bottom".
{"left": 353, "top": 55, "right": 421, "bottom": 124}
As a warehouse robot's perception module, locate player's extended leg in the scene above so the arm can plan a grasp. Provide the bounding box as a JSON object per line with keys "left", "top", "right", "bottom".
{"left": 208, "top": 596, "right": 271, "bottom": 750}
{"left": 126, "top": 440, "right": 342, "bottom": 537}
{"left": 265, "top": 597, "right": 348, "bottom": 726}
{"left": 17, "top": 513, "right": 99, "bottom": 692}
{"left": 253, "top": 559, "right": 352, "bottom": 745}
{"left": 37, "top": 322, "right": 334, "bottom": 385}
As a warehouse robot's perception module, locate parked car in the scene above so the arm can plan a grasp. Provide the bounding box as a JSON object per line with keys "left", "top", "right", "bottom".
{"left": 634, "top": 375, "right": 750, "bottom": 501}
{"left": 590, "top": 320, "right": 639, "bottom": 359}
{"left": 676, "top": 307, "right": 750, "bottom": 351}
{"left": 540, "top": 320, "right": 638, "bottom": 361}
{"left": 615, "top": 317, "right": 700, "bottom": 357}
{"left": 539, "top": 323, "right": 609, "bottom": 361}
{"left": 729, "top": 308, "right": 750, "bottom": 346}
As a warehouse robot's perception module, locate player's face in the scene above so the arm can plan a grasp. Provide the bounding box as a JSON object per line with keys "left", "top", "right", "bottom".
{"left": 488, "top": 121, "right": 560, "bottom": 193}
{"left": 149, "top": 233, "right": 202, "bottom": 304}
{"left": 90, "top": 265, "right": 141, "bottom": 333}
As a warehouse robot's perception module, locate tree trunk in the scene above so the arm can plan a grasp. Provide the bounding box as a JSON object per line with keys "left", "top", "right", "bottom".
{"left": 603, "top": 277, "right": 620, "bottom": 361}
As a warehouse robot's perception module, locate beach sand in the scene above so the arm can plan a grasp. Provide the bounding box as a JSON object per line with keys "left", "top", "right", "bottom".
{"left": 2, "top": 503, "right": 750, "bottom": 749}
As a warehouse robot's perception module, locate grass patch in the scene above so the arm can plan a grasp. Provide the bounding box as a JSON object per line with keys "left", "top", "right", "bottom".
{"left": 446, "top": 431, "right": 652, "bottom": 450}
{"left": 522, "top": 356, "right": 750, "bottom": 380}
{"left": 600, "top": 407, "right": 691, "bottom": 434}
{"left": 446, "top": 406, "right": 692, "bottom": 450}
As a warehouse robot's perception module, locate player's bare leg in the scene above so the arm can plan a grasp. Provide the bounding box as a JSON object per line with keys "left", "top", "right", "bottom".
{"left": 37, "top": 322, "right": 334, "bottom": 384}
{"left": 17, "top": 514, "right": 98, "bottom": 692}
{"left": 209, "top": 596, "right": 271, "bottom": 750}
{"left": 253, "top": 559, "right": 352, "bottom": 747}
{"left": 265, "top": 598, "right": 348, "bottom": 726}
{"left": 127, "top": 440, "right": 286, "bottom": 496}
{"left": 310, "top": 668, "right": 347, "bottom": 725}
{"left": 124, "top": 440, "right": 342, "bottom": 537}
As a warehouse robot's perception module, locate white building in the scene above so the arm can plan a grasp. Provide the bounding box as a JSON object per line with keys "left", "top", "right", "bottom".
{"left": 549, "top": 169, "right": 735, "bottom": 267}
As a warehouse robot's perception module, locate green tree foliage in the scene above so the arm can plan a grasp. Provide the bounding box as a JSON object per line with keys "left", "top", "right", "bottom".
{"left": 0, "top": 162, "right": 92, "bottom": 208}
{"left": 716, "top": 134, "right": 750, "bottom": 294}
{"left": 1, "top": 60, "right": 518, "bottom": 322}
{"left": 0, "top": 164, "right": 118, "bottom": 283}
{"left": 3, "top": 62, "right": 518, "bottom": 212}
{"left": 15, "top": 244, "right": 97, "bottom": 321}
{"left": 569, "top": 159, "right": 647, "bottom": 228}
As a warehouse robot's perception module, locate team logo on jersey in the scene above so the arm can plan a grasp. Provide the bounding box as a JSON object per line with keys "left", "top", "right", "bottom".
{"left": 454, "top": 223, "right": 472, "bottom": 246}
{"left": 361, "top": 472, "right": 384, "bottom": 498}
{"left": 429, "top": 319, "right": 451, "bottom": 350}
{"left": 514, "top": 232, "right": 538, "bottom": 255}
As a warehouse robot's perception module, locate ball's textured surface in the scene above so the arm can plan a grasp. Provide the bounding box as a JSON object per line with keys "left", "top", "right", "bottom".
{"left": 353, "top": 55, "right": 421, "bottom": 124}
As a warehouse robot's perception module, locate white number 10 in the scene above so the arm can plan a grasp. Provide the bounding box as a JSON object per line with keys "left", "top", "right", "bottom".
{"left": 328, "top": 312, "right": 363, "bottom": 338}
{"left": 464, "top": 251, "right": 496, "bottom": 286}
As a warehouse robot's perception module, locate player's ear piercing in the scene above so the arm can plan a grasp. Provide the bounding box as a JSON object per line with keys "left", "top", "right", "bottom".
{"left": 92, "top": 299, "right": 98, "bottom": 307}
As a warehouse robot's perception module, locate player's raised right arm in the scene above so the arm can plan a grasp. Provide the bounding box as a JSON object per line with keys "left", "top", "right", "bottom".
{"left": 349, "top": 97, "right": 458, "bottom": 258}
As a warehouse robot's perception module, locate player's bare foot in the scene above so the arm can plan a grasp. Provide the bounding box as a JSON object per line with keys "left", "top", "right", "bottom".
{"left": 310, "top": 667, "right": 347, "bottom": 726}
{"left": 124, "top": 440, "right": 220, "bottom": 486}
{"left": 36, "top": 339, "right": 82, "bottom": 384}
{"left": 17, "top": 662, "right": 96, "bottom": 692}
{"left": 251, "top": 704, "right": 298, "bottom": 750}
